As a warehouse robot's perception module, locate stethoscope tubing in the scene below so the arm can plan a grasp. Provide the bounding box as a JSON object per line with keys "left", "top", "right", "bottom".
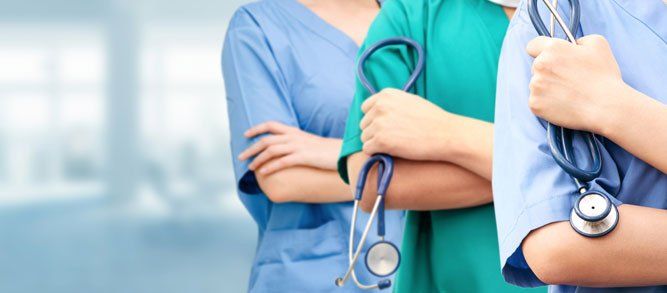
{"left": 357, "top": 37, "right": 425, "bottom": 95}
{"left": 528, "top": 0, "right": 602, "bottom": 186}
{"left": 338, "top": 196, "right": 385, "bottom": 289}
{"left": 338, "top": 37, "right": 424, "bottom": 290}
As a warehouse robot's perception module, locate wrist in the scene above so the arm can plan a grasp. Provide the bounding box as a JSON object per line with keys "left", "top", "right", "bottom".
{"left": 595, "top": 82, "right": 639, "bottom": 138}
{"left": 434, "top": 114, "right": 488, "bottom": 162}
{"left": 431, "top": 113, "right": 458, "bottom": 161}
{"left": 321, "top": 137, "right": 343, "bottom": 170}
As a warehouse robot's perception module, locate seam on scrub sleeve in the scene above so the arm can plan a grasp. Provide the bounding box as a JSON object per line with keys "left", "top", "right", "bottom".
{"left": 337, "top": 133, "right": 363, "bottom": 183}
{"left": 500, "top": 194, "right": 572, "bottom": 287}
{"left": 610, "top": 0, "right": 667, "bottom": 46}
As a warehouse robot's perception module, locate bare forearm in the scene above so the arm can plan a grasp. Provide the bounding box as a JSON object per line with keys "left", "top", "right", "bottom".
{"left": 347, "top": 153, "right": 491, "bottom": 211}
{"left": 256, "top": 166, "right": 351, "bottom": 203}
{"left": 600, "top": 85, "right": 667, "bottom": 174}
{"left": 442, "top": 115, "right": 494, "bottom": 180}
{"left": 523, "top": 204, "right": 667, "bottom": 287}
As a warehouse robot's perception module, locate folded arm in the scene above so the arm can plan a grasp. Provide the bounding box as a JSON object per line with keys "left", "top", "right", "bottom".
{"left": 523, "top": 204, "right": 667, "bottom": 287}
{"left": 241, "top": 122, "right": 351, "bottom": 204}
{"left": 598, "top": 86, "right": 667, "bottom": 174}
{"left": 256, "top": 166, "right": 351, "bottom": 203}
{"left": 526, "top": 35, "right": 667, "bottom": 174}
{"left": 346, "top": 152, "right": 491, "bottom": 212}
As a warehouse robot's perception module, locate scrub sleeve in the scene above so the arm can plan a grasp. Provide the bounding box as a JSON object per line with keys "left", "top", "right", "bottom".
{"left": 224, "top": 9, "right": 300, "bottom": 197}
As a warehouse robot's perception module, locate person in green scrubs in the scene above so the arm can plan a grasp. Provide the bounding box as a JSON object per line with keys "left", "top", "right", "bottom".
{"left": 338, "top": 0, "right": 546, "bottom": 291}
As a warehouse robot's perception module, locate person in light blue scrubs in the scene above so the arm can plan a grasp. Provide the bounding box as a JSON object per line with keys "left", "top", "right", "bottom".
{"left": 221, "top": 0, "right": 403, "bottom": 291}
{"left": 493, "top": 0, "right": 667, "bottom": 291}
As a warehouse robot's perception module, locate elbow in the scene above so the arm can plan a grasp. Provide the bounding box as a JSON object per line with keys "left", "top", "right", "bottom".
{"left": 522, "top": 222, "right": 579, "bottom": 285}
{"left": 256, "top": 173, "right": 294, "bottom": 203}
{"left": 263, "top": 188, "right": 292, "bottom": 203}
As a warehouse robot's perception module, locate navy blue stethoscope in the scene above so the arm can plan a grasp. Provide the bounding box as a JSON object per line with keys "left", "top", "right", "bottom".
{"left": 529, "top": 0, "right": 619, "bottom": 237}
{"left": 335, "top": 37, "right": 425, "bottom": 290}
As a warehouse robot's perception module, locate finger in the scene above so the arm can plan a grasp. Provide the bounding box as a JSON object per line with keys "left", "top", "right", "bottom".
{"left": 360, "top": 123, "right": 377, "bottom": 143}
{"left": 359, "top": 106, "right": 378, "bottom": 130}
{"left": 238, "top": 135, "right": 287, "bottom": 161}
{"left": 244, "top": 121, "right": 292, "bottom": 138}
{"left": 361, "top": 94, "right": 379, "bottom": 114}
{"left": 526, "top": 36, "right": 551, "bottom": 57}
{"left": 248, "top": 144, "right": 292, "bottom": 170}
{"left": 526, "top": 36, "right": 570, "bottom": 58}
{"left": 258, "top": 155, "right": 299, "bottom": 175}
{"left": 362, "top": 139, "right": 378, "bottom": 155}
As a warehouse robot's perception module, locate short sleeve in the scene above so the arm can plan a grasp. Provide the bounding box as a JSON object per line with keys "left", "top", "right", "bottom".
{"left": 222, "top": 9, "right": 299, "bottom": 194}
{"left": 337, "top": 0, "right": 422, "bottom": 183}
{"left": 492, "top": 6, "right": 624, "bottom": 287}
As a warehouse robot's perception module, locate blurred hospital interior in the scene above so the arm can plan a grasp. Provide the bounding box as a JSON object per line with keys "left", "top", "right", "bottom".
{"left": 0, "top": 0, "right": 255, "bottom": 291}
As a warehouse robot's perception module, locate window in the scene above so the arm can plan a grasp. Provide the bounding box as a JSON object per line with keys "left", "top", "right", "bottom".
{"left": 139, "top": 24, "right": 241, "bottom": 214}
{"left": 0, "top": 24, "right": 105, "bottom": 201}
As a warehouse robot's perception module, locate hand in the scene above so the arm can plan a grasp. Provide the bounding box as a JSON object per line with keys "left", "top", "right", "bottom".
{"left": 359, "top": 88, "right": 457, "bottom": 161}
{"left": 526, "top": 35, "right": 627, "bottom": 134}
{"left": 238, "top": 121, "right": 342, "bottom": 175}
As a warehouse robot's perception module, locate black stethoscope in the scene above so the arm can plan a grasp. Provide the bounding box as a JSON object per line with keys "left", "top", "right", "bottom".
{"left": 528, "top": 0, "right": 619, "bottom": 237}
{"left": 335, "top": 37, "right": 425, "bottom": 290}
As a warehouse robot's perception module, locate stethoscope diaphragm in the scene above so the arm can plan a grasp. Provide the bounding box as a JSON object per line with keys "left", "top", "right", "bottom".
{"left": 570, "top": 193, "right": 619, "bottom": 238}
{"left": 365, "top": 241, "right": 401, "bottom": 277}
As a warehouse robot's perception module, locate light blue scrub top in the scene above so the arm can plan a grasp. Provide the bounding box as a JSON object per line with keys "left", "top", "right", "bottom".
{"left": 222, "top": 0, "right": 404, "bottom": 292}
{"left": 493, "top": 1, "right": 667, "bottom": 292}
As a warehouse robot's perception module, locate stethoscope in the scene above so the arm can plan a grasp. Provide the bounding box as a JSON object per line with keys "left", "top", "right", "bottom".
{"left": 335, "top": 37, "right": 425, "bottom": 290}
{"left": 528, "top": 0, "right": 619, "bottom": 237}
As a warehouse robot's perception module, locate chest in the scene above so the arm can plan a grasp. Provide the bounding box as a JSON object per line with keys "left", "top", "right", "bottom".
{"left": 274, "top": 38, "right": 357, "bottom": 138}
{"left": 421, "top": 24, "right": 506, "bottom": 122}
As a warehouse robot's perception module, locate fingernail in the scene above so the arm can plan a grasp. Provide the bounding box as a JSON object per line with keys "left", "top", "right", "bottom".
{"left": 259, "top": 168, "right": 267, "bottom": 174}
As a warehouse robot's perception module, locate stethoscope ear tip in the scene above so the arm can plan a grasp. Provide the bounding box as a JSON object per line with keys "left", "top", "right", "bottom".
{"left": 334, "top": 278, "right": 344, "bottom": 287}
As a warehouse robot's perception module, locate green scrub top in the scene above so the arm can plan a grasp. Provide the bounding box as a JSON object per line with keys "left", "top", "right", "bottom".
{"left": 338, "top": 0, "right": 546, "bottom": 292}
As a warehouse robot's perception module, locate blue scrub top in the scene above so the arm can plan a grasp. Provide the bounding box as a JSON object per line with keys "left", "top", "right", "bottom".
{"left": 493, "top": 0, "right": 667, "bottom": 292}
{"left": 222, "top": 0, "right": 404, "bottom": 292}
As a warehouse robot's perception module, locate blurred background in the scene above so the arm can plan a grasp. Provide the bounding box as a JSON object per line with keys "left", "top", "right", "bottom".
{"left": 0, "top": 0, "right": 256, "bottom": 292}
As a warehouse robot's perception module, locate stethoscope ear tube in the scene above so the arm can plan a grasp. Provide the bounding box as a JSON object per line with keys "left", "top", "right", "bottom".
{"left": 528, "top": 0, "right": 580, "bottom": 41}
{"left": 357, "top": 37, "right": 425, "bottom": 95}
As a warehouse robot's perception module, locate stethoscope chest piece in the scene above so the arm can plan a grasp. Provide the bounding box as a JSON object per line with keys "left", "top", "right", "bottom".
{"left": 365, "top": 241, "right": 401, "bottom": 277}
{"left": 570, "top": 192, "right": 619, "bottom": 237}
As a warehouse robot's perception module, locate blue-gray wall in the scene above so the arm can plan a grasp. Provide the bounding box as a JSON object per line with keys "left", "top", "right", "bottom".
{"left": 0, "top": 0, "right": 256, "bottom": 292}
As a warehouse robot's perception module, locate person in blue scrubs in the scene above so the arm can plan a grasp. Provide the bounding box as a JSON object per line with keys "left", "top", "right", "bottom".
{"left": 221, "top": 0, "right": 403, "bottom": 291}
{"left": 493, "top": 0, "right": 667, "bottom": 291}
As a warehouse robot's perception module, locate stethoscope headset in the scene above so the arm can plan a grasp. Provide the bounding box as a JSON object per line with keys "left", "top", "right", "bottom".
{"left": 335, "top": 37, "right": 425, "bottom": 290}
{"left": 528, "top": 0, "right": 619, "bottom": 237}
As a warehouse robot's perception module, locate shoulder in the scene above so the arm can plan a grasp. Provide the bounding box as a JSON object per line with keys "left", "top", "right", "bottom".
{"left": 227, "top": 1, "right": 274, "bottom": 32}
{"left": 364, "top": 0, "right": 427, "bottom": 43}
{"left": 227, "top": 0, "right": 294, "bottom": 36}
{"left": 224, "top": 0, "right": 295, "bottom": 55}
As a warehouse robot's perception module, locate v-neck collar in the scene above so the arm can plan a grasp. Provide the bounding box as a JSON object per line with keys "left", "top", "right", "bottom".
{"left": 608, "top": 0, "right": 667, "bottom": 45}
{"left": 277, "top": 0, "right": 361, "bottom": 58}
